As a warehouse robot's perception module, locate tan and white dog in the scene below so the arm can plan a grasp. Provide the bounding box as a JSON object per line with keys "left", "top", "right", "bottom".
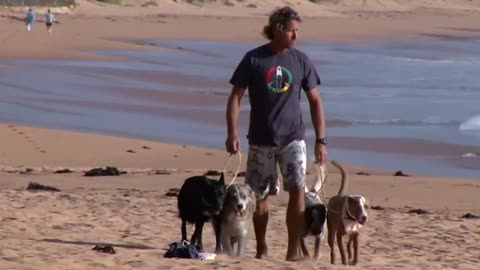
{"left": 326, "top": 162, "right": 369, "bottom": 266}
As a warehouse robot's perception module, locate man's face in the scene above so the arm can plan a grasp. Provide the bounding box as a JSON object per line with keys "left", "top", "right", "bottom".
{"left": 275, "top": 20, "right": 300, "bottom": 49}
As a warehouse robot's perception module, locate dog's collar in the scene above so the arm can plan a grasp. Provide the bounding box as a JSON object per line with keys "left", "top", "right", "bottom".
{"left": 345, "top": 208, "right": 357, "bottom": 221}
{"left": 344, "top": 200, "right": 357, "bottom": 221}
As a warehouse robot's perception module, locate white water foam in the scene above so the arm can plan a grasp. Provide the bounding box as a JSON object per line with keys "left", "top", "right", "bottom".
{"left": 462, "top": 153, "right": 479, "bottom": 158}
{"left": 336, "top": 118, "right": 458, "bottom": 127}
{"left": 459, "top": 115, "right": 480, "bottom": 131}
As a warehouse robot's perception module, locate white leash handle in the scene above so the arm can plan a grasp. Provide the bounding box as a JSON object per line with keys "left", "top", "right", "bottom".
{"left": 313, "top": 161, "right": 328, "bottom": 203}
{"left": 220, "top": 151, "right": 242, "bottom": 188}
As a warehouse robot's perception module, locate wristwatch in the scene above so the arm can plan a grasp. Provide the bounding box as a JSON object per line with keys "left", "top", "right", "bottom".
{"left": 315, "top": 137, "right": 327, "bottom": 145}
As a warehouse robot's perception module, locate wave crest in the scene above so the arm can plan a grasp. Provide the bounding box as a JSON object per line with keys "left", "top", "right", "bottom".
{"left": 459, "top": 115, "right": 480, "bottom": 131}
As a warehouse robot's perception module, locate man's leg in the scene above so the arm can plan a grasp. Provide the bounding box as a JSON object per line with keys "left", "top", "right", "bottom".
{"left": 244, "top": 144, "right": 277, "bottom": 259}
{"left": 253, "top": 197, "right": 269, "bottom": 258}
{"left": 279, "top": 140, "right": 307, "bottom": 261}
{"left": 285, "top": 185, "right": 305, "bottom": 260}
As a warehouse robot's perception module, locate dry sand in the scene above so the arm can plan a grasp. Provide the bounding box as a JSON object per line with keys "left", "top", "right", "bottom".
{"left": 0, "top": 123, "right": 478, "bottom": 270}
{"left": 0, "top": 0, "right": 479, "bottom": 269}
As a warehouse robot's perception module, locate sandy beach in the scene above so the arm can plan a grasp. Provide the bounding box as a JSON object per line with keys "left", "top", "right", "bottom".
{"left": 0, "top": 0, "right": 479, "bottom": 269}
{"left": 0, "top": 122, "right": 479, "bottom": 270}
{"left": 1, "top": 0, "right": 480, "bottom": 60}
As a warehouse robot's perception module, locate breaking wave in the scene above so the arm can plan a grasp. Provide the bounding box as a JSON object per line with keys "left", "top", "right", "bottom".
{"left": 459, "top": 115, "right": 480, "bottom": 132}
{"left": 339, "top": 118, "right": 459, "bottom": 127}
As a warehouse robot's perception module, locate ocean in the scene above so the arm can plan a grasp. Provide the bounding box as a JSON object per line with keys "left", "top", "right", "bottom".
{"left": 1, "top": 37, "right": 479, "bottom": 178}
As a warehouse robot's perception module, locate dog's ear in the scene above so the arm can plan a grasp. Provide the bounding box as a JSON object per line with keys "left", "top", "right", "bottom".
{"left": 250, "top": 187, "right": 256, "bottom": 198}
{"left": 218, "top": 172, "right": 225, "bottom": 185}
{"left": 363, "top": 199, "right": 370, "bottom": 209}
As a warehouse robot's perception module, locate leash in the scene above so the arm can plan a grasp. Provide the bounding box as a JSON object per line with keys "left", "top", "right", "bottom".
{"left": 312, "top": 161, "right": 329, "bottom": 205}
{"left": 326, "top": 197, "right": 357, "bottom": 221}
{"left": 310, "top": 161, "right": 357, "bottom": 221}
{"left": 219, "top": 151, "right": 242, "bottom": 188}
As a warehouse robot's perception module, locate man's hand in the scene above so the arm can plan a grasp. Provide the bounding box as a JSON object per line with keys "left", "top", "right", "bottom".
{"left": 315, "top": 143, "right": 328, "bottom": 162}
{"left": 225, "top": 136, "right": 240, "bottom": 154}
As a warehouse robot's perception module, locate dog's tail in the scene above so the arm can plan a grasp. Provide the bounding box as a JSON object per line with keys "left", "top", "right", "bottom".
{"left": 330, "top": 160, "right": 348, "bottom": 196}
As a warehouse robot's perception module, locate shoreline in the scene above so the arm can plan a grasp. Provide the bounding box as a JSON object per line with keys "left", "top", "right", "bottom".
{"left": 1, "top": 121, "right": 478, "bottom": 180}
{"left": 0, "top": 121, "right": 478, "bottom": 214}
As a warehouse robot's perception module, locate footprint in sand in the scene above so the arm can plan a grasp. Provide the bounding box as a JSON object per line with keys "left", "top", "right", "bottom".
{"left": 126, "top": 261, "right": 146, "bottom": 268}
{"left": 33, "top": 146, "right": 46, "bottom": 153}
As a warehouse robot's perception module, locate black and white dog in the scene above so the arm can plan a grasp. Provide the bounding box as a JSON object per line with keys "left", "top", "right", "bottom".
{"left": 300, "top": 188, "right": 327, "bottom": 260}
{"left": 177, "top": 173, "right": 227, "bottom": 252}
{"left": 299, "top": 161, "right": 346, "bottom": 261}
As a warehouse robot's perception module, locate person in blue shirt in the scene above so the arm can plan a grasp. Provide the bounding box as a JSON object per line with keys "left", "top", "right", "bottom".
{"left": 225, "top": 6, "right": 328, "bottom": 261}
{"left": 25, "top": 8, "right": 35, "bottom": 32}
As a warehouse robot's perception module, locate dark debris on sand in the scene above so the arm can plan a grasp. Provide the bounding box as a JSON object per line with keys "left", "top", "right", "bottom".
{"left": 203, "top": 170, "right": 221, "bottom": 176}
{"left": 20, "top": 168, "right": 34, "bottom": 174}
{"left": 26, "top": 182, "right": 61, "bottom": 192}
{"left": 165, "top": 188, "right": 180, "bottom": 197}
{"left": 408, "top": 208, "right": 430, "bottom": 215}
{"left": 357, "top": 171, "right": 371, "bottom": 176}
{"left": 461, "top": 213, "right": 480, "bottom": 219}
{"left": 394, "top": 170, "right": 410, "bottom": 177}
{"left": 84, "top": 167, "right": 126, "bottom": 177}
{"left": 153, "top": 170, "right": 172, "bottom": 175}
{"left": 92, "top": 245, "right": 116, "bottom": 254}
{"left": 54, "top": 169, "right": 73, "bottom": 174}
{"left": 371, "top": 205, "right": 385, "bottom": 211}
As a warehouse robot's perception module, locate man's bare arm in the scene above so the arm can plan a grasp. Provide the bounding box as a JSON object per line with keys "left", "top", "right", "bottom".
{"left": 305, "top": 88, "right": 326, "bottom": 140}
{"left": 226, "top": 86, "right": 247, "bottom": 139}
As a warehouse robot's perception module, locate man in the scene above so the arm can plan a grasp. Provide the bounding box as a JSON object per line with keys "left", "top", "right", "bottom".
{"left": 225, "top": 6, "right": 328, "bottom": 261}
{"left": 44, "top": 9, "right": 56, "bottom": 34}
{"left": 25, "top": 8, "right": 35, "bottom": 32}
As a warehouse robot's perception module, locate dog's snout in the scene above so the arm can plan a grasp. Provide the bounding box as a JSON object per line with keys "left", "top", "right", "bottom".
{"left": 359, "top": 215, "right": 367, "bottom": 225}
{"left": 236, "top": 204, "right": 244, "bottom": 210}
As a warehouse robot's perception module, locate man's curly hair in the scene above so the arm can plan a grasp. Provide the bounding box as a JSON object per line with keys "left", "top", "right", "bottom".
{"left": 262, "top": 6, "right": 302, "bottom": 40}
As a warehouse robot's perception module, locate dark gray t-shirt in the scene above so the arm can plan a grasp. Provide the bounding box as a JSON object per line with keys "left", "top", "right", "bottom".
{"left": 230, "top": 44, "right": 321, "bottom": 146}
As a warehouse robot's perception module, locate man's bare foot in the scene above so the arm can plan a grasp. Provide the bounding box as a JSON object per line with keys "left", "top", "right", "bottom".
{"left": 255, "top": 245, "right": 268, "bottom": 259}
{"left": 285, "top": 254, "right": 305, "bottom": 262}
{"left": 286, "top": 245, "right": 303, "bottom": 261}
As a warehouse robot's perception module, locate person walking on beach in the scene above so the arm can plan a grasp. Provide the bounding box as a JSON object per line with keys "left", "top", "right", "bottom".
{"left": 44, "top": 9, "right": 56, "bottom": 34}
{"left": 25, "top": 8, "right": 35, "bottom": 32}
{"left": 225, "top": 6, "right": 328, "bottom": 261}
